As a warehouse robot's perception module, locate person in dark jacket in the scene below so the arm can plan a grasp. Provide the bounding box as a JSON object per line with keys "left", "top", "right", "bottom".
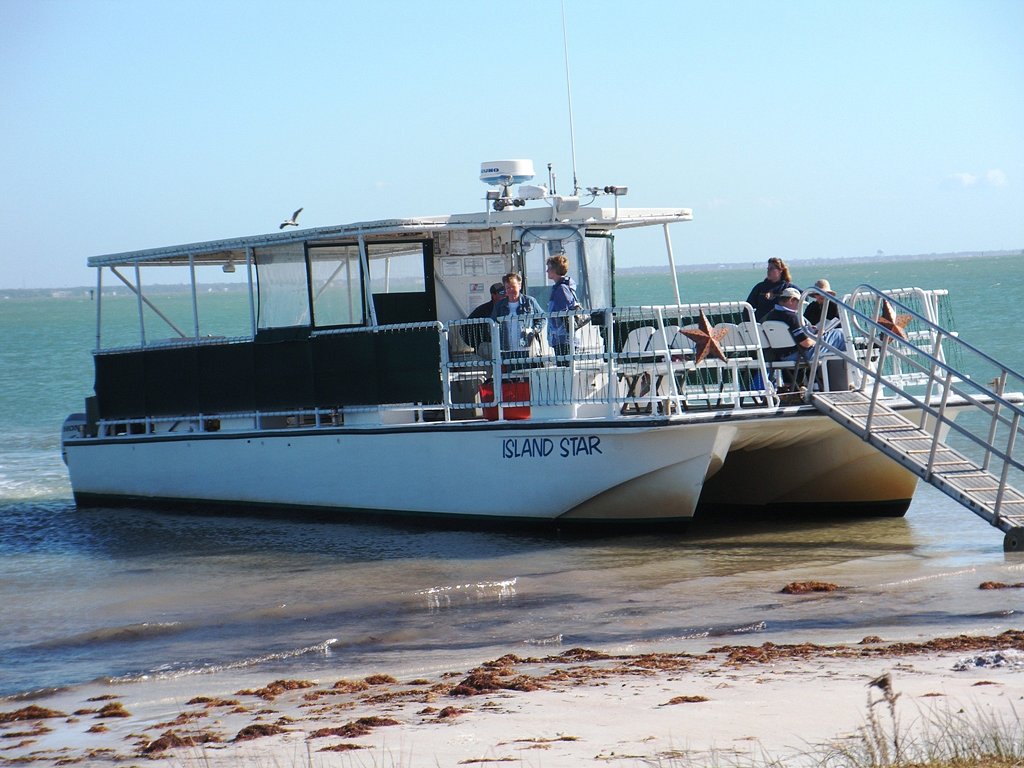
{"left": 461, "top": 282, "right": 504, "bottom": 351}
{"left": 803, "top": 278, "right": 840, "bottom": 326}
{"left": 545, "top": 254, "right": 580, "bottom": 363}
{"left": 746, "top": 257, "right": 798, "bottom": 321}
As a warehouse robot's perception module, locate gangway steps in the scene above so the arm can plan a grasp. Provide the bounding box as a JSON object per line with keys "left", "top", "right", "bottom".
{"left": 812, "top": 390, "right": 1024, "bottom": 537}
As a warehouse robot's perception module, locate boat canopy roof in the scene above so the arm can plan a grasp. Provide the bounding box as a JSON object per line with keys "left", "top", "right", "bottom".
{"left": 87, "top": 206, "right": 692, "bottom": 268}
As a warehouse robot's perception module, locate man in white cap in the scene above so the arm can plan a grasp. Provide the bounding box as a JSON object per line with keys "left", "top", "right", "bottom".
{"left": 763, "top": 286, "right": 814, "bottom": 362}
{"left": 765, "top": 284, "right": 847, "bottom": 367}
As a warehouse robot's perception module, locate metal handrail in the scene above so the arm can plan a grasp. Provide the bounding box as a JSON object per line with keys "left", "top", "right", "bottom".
{"left": 800, "top": 284, "right": 1024, "bottom": 524}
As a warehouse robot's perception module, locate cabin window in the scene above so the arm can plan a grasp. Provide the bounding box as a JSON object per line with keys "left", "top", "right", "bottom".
{"left": 366, "top": 241, "right": 436, "bottom": 325}
{"left": 255, "top": 243, "right": 310, "bottom": 329}
{"left": 583, "top": 233, "right": 613, "bottom": 309}
{"left": 366, "top": 243, "right": 427, "bottom": 294}
{"left": 519, "top": 228, "right": 612, "bottom": 310}
{"left": 309, "top": 244, "right": 366, "bottom": 327}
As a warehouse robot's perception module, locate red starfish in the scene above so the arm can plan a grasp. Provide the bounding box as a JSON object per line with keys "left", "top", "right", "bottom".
{"left": 878, "top": 299, "right": 912, "bottom": 341}
{"left": 681, "top": 310, "right": 729, "bottom": 363}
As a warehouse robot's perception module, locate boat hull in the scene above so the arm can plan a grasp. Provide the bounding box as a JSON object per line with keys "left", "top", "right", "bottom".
{"left": 697, "top": 412, "right": 918, "bottom": 518}
{"left": 64, "top": 410, "right": 919, "bottom": 524}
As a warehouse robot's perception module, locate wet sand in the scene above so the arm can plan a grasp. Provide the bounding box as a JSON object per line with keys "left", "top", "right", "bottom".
{"left": 2, "top": 630, "right": 1023, "bottom": 767}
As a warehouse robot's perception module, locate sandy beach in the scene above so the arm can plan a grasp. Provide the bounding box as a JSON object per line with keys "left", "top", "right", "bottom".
{"left": 3, "top": 629, "right": 1023, "bottom": 767}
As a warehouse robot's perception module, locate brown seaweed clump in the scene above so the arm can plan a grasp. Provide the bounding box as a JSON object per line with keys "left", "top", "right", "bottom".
{"left": 0, "top": 705, "right": 67, "bottom": 723}
{"left": 781, "top": 581, "right": 840, "bottom": 594}
{"left": 663, "top": 695, "right": 709, "bottom": 705}
{"left": 979, "top": 581, "right": 1024, "bottom": 589}
{"left": 237, "top": 679, "right": 316, "bottom": 700}
{"left": 309, "top": 717, "right": 400, "bottom": 739}
{"left": 233, "top": 722, "right": 288, "bottom": 742}
{"left": 363, "top": 674, "right": 398, "bottom": 685}
{"left": 710, "top": 641, "right": 831, "bottom": 666}
{"left": 141, "top": 729, "right": 221, "bottom": 754}
{"left": 436, "top": 706, "right": 467, "bottom": 719}
{"left": 95, "top": 702, "right": 131, "bottom": 718}
{"left": 449, "top": 668, "right": 544, "bottom": 696}
{"left": 332, "top": 679, "right": 370, "bottom": 693}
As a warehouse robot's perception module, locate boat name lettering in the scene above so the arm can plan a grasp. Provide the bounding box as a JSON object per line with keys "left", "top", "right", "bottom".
{"left": 502, "top": 436, "right": 602, "bottom": 459}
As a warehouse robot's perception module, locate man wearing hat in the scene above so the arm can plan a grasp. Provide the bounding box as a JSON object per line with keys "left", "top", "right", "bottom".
{"left": 763, "top": 286, "right": 815, "bottom": 363}
{"left": 461, "top": 283, "right": 505, "bottom": 353}
{"left": 804, "top": 278, "right": 840, "bottom": 326}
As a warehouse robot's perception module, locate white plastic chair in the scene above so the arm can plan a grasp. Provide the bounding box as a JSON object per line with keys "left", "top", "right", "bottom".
{"left": 760, "top": 320, "right": 807, "bottom": 387}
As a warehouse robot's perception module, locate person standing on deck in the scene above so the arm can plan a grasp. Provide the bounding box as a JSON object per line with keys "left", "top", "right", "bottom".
{"left": 491, "top": 272, "right": 544, "bottom": 362}
{"left": 546, "top": 254, "right": 580, "bottom": 364}
{"left": 746, "top": 257, "right": 797, "bottom": 321}
{"left": 461, "top": 282, "right": 504, "bottom": 353}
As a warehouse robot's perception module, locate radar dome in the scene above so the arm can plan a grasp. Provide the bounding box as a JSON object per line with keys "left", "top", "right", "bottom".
{"left": 480, "top": 160, "right": 535, "bottom": 186}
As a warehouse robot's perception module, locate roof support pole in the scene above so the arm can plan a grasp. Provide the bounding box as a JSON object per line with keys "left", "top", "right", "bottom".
{"left": 133, "top": 259, "right": 146, "bottom": 346}
{"left": 358, "top": 235, "right": 376, "bottom": 326}
{"left": 95, "top": 267, "right": 103, "bottom": 351}
{"left": 188, "top": 253, "right": 200, "bottom": 339}
{"left": 246, "top": 247, "right": 256, "bottom": 337}
{"left": 663, "top": 223, "right": 682, "bottom": 307}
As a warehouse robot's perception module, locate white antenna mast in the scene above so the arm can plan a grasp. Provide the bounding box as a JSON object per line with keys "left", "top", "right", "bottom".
{"left": 561, "top": 0, "right": 579, "bottom": 195}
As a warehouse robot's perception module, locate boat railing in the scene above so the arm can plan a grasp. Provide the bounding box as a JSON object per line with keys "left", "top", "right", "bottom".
{"left": 444, "top": 301, "right": 779, "bottom": 420}
{"left": 87, "top": 300, "right": 889, "bottom": 437}
{"left": 801, "top": 284, "right": 1024, "bottom": 512}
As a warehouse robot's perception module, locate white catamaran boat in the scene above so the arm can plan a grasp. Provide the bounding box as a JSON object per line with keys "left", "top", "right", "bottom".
{"left": 62, "top": 160, "right": 1024, "bottom": 546}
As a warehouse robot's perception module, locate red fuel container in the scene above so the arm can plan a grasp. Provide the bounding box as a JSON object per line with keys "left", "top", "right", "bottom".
{"left": 480, "top": 379, "right": 531, "bottom": 421}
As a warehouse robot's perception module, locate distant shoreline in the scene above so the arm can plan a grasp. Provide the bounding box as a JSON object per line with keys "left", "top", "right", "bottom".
{"left": 619, "top": 248, "right": 1023, "bottom": 275}
{"left": 2, "top": 249, "right": 1020, "bottom": 298}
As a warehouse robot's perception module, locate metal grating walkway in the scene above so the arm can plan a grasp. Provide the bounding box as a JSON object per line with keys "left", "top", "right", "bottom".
{"left": 813, "top": 390, "right": 1024, "bottom": 541}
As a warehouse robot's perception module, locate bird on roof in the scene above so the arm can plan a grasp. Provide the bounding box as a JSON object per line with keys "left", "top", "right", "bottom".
{"left": 279, "top": 208, "right": 303, "bottom": 229}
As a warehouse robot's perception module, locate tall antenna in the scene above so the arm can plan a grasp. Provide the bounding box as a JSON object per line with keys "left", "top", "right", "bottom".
{"left": 561, "top": 0, "right": 579, "bottom": 195}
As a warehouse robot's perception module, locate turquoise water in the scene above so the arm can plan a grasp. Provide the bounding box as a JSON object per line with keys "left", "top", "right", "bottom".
{"left": 1, "top": 254, "right": 1022, "bottom": 698}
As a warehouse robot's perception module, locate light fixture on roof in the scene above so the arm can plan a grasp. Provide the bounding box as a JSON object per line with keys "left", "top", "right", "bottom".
{"left": 222, "top": 259, "right": 236, "bottom": 274}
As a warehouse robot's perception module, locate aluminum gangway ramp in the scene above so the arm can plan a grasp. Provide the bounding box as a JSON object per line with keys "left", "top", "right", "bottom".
{"left": 799, "top": 284, "right": 1024, "bottom": 551}
{"left": 813, "top": 390, "right": 1024, "bottom": 549}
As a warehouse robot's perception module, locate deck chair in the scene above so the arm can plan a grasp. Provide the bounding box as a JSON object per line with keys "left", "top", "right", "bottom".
{"left": 616, "top": 326, "right": 657, "bottom": 413}
{"left": 760, "top": 320, "right": 810, "bottom": 389}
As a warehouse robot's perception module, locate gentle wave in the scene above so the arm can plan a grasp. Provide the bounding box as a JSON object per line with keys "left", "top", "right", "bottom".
{"left": 647, "top": 621, "right": 768, "bottom": 644}
{"left": 102, "top": 637, "right": 339, "bottom": 684}
{"left": 416, "top": 578, "right": 518, "bottom": 610}
{"left": 26, "top": 622, "right": 185, "bottom": 650}
{"left": 876, "top": 567, "right": 977, "bottom": 587}
{"left": 523, "top": 633, "right": 563, "bottom": 646}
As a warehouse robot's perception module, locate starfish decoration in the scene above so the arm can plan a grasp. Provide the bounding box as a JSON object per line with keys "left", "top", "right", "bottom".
{"left": 877, "top": 299, "right": 912, "bottom": 341}
{"left": 681, "top": 310, "right": 729, "bottom": 363}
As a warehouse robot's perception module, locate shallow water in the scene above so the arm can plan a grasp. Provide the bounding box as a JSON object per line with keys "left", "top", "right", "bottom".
{"left": 2, "top": 255, "right": 1023, "bottom": 699}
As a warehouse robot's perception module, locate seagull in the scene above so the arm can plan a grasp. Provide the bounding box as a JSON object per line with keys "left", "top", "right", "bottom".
{"left": 279, "top": 207, "right": 303, "bottom": 229}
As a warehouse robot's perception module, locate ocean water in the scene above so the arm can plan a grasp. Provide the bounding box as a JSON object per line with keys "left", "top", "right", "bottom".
{"left": 1, "top": 254, "right": 1023, "bottom": 699}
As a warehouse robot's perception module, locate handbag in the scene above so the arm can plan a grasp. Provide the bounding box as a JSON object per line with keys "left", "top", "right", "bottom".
{"left": 567, "top": 284, "right": 591, "bottom": 331}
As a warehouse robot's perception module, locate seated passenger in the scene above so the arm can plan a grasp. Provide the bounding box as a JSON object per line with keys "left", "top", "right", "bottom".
{"left": 746, "top": 257, "right": 798, "bottom": 321}
{"left": 764, "top": 287, "right": 848, "bottom": 388}
{"left": 763, "top": 287, "right": 815, "bottom": 363}
{"left": 804, "top": 278, "right": 839, "bottom": 326}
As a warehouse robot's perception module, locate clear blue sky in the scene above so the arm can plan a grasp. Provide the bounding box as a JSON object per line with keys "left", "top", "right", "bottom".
{"left": 1, "top": 0, "right": 1021, "bottom": 288}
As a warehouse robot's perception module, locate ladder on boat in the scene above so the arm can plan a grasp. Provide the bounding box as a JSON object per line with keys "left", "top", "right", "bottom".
{"left": 801, "top": 285, "right": 1024, "bottom": 551}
